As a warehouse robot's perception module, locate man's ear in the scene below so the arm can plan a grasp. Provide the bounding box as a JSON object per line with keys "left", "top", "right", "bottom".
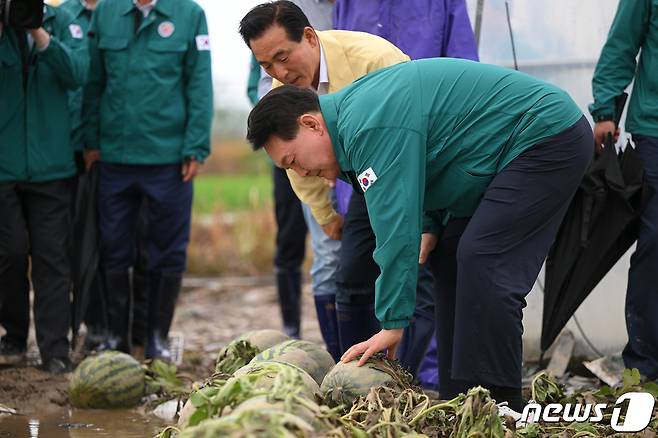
{"left": 303, "top": 27, "right": 318, "bottom": 47}
{"left": 299, "top": 113, "right": 321, "bottom": 132}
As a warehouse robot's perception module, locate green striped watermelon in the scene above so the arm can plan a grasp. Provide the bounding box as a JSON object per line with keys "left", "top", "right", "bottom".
{"left": 69, "top": 351, "right": 145, "bottom": 409}
{"left": 250, "top": 340, "right": 334, "bottom": 385}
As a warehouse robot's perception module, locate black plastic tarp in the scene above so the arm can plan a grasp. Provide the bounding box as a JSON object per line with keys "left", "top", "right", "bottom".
{"left": 70, "top": 164, "right": 103, "bottom": 339}
{"left": 541, "top": 132, "right": 651, "bottom": 352}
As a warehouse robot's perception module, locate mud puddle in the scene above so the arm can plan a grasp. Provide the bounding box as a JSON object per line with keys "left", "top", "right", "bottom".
{"left": 0, "top": 408, "right": 164, "bottom": 438}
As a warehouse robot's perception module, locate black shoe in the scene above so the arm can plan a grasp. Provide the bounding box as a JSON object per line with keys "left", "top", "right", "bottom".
{"left": 84, "top": 325, "right": 109, "bottom": 352}
{"left": 95, "top": 335, "right": 130, "bottom": 354}
{"left": 0, "top": 340, "right": 26, "bottom": 366}
{"left": 40, "top": 357, "right": 73, "bottom": 375}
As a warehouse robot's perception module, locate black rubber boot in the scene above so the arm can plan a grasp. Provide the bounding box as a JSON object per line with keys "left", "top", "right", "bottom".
{"left": 276, "top": 268, "right": 302, "bottom": 339}
{"left": 313, "top": 294, "right": 341, "bottom": 362}
{"left": 98, "top": 270, "right": 131, "bottom": 353}
{"left": 131, "top": 269, "right": 149, "bottom": 348}
{"left": 145, "top": 272, "right": 182, "bottom": 361}
{"left": 336, "top": 296, "right": 380, "bottom": 355}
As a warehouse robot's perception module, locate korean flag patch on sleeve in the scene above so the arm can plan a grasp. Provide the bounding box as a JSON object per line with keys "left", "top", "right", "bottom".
{"left": 69, "top": 24, "right": 84, "bottom": 39}
{"left": 358, "top": 167, "right": 378, "bottom": 193}
{"left": 195, "top": 35, "right": 211, "bottom": 51}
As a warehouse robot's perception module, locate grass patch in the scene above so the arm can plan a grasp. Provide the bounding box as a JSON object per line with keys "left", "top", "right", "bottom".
{"left": 193, "top": 174, "right": 272, "bottom": 215}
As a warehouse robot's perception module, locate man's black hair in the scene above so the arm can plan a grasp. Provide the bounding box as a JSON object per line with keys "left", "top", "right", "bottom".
{"left": 247, "top": 85, "right": 320, "bottom": 151}
{"left": 239, "top": 1, "right": 311, "bottom": 48}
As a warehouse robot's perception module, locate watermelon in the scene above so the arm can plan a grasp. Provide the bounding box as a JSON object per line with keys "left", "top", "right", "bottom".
{"left": 69, "top": 351, "right": 145, "bottom": 409}
{"left": 233, "top": 360, "right": 321, "bottom": 400}
{"left": 215, "top": 329, "right": 289, "bottom": 374}
{"left": 273, "top": 340, "right": 335, "bottom": 379}
{"left": 250, "top": 340, "right": 334, "bottom": 385}
{"left": 320, "top": 356, "right": 412, "bottom": 407}
{"left": 178, "top": 360, "right": 319, "bottom": 429}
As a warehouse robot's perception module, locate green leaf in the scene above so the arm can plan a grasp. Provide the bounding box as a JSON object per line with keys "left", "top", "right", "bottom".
{"left": 594, "top": 386, "right": 615, "bottom": 398}
{"left": 187, "top": 405, "right": 209, "bottom": 427}
{"left": 622, "top": 368, "right": 641, "bottom": 389}
{"left": 642, "top": 381, "right": 658, "bottom": 399}
{"left": 190, "top": 390, "right": 209, "bottom": 407}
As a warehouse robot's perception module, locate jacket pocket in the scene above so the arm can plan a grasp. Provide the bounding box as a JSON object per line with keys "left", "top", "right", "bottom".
{"left": 145, "top": 39, "right": 187, "bottom": 76}
{"left": 98, "top": 36, "right": 130, "bottom": 69}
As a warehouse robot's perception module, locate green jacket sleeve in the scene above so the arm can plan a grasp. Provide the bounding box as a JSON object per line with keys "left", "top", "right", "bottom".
{"left": 589, "top": 0, "right": 649, "bottom": 119}
{"left": 349, "top": 127, "right": 427, "bottom": 329}
{"left": 182, "top": 8, "right": 213, "bottom": 163}
{"left": 82, "top": 10, "right": 105, "bottom": 150}
{"left": 247, "top": 54, "right": 261, "bottom": 106}
{"left": 40, "top": 9, "right": 88, "bottom": 90}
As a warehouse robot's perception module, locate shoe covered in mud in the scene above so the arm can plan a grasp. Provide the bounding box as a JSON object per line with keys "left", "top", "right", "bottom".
{"left": 0, "top": 340, "right": 26, "bottom": 365}
{"left": 40, "top": 357, "right": 73, "bottom": 375}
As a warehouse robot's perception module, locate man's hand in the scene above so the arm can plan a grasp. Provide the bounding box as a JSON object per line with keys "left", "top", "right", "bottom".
{"left": 321, "top": 214, "right": 343, "bottom": 240}
{"left": 84, "top": 149, "right": 101, "bottom": 171}
{"left": 27, "top": 28, "right": 50, "bottom": 51}
{"left": 593, "top": 120, "right": 618, "bottom": 154}
{"left": 182, "top": 158, "right": 201, "bottom": 182}
{"left": 341, "top": 328, "right": 404, "bottom": 366}
{"left": 419, "top": 232, "right": 438, "bottom": 264}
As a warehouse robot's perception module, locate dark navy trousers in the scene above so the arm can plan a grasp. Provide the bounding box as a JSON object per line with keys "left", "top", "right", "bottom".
{"left": 98, "top": 163, "right": 192, "bottom": 274}
{"left": 429, "top": 116, "right": 593, "bottom": 395}
{"left": 624, "top": 135, "right": 658, "bottom": 379}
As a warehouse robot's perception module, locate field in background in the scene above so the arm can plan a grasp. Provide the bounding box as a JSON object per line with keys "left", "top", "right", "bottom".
{"left": 188, "top": 139, "right": 278, "bottom": 276}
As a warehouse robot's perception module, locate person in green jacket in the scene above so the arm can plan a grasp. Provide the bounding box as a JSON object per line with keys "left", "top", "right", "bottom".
{"left": 0, "top": 4, "right": 87, "bottom": 374}
{"left": 247, "top": 58, "right": 593, "bottom": 410}
{"left": 82, "top": 0, "right": 213, "bottom": 360}
{"left": 590, "top": 0, "right": 658, "bottom": 380}
{"left": 60, "top": 0, "right": 151, "bottom": 356}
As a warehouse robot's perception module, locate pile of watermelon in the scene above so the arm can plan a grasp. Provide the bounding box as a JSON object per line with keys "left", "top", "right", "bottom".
{"left": 168, "top": 329, "right": 424, "bottom": 437}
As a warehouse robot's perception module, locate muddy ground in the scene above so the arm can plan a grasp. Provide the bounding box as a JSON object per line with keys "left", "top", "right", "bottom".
{"left": 0, "top": 276, "right": 323, "bottom": 416}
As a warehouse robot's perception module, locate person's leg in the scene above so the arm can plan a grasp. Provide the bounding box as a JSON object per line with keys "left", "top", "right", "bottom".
{"left": 451, "top": 117, "right": 592, "bottom": 410}
{"left": 273, "top": 166, "right": 307, "bottom": 338}
{"left": 398, "top": 263, "right": 436, "bottom": 378}
{"left": 301, "top": 202, "right": 341, "bottom": 361}
{"left": 335, "top": 193, "right": 380, "bottom": 352}
{"left": 132, "top": 198, "right": 150, "bottom": 350}
{"left": 98, "top": 163, "right": 141, "bottom": 353}
{"left": 0, "top": 183, "right": 30, "bottom": 363}
{"left": 143, "top": 164, "right": 192, "bottom": 360}
{"left": 623, "top": 135, "right": 658, "bottom": 379}
{"left": 427, "top": 217, "right": 470, "bottom": 399}
{"left": 23, "top": 179, "right": 73, "bottom": 369}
